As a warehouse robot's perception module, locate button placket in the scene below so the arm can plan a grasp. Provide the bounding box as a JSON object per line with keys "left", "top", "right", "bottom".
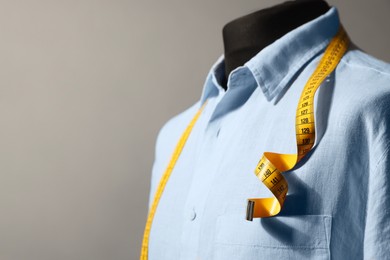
{"left": 178, "top": 95, "right": 223, "bottom": 258}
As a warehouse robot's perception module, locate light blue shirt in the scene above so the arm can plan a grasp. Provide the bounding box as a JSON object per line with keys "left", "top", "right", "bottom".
{"left": 147, "top": 7, "right": 390, "bottom": 260}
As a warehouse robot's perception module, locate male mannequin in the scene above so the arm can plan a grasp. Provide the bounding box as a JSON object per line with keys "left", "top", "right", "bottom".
{"left": 142, "top": 0, "right": 390, "bottom": 259}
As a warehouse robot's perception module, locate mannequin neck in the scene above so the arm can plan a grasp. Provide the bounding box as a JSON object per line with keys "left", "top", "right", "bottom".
{"left": 221, "top": 0, "right": 330, "bottom": 89}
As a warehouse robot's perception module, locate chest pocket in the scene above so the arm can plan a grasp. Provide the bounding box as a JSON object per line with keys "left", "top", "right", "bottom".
{"left": 212, "top": 213, "right": 332, "bottom": 260}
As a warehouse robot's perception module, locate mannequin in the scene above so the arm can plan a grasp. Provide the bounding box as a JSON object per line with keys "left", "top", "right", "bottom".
{"left": 221, "top": 0, "right": 330, "bottom": 89}
{"left": 143, "top": 0, "right": 390, "bottom": 258}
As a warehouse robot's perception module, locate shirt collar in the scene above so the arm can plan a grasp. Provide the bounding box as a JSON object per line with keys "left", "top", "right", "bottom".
{"left": 200, "top": 6, "right": 341, "bottom": 105}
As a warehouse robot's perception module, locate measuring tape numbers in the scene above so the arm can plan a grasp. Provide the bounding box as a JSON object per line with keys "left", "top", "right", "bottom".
{"left": 246, "top": 25, "right": 349, "bottom": 220}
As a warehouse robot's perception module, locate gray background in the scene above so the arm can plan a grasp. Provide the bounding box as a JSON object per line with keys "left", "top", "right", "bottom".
{"left": 0, "top": 0, "right": 388, "bottom": 259}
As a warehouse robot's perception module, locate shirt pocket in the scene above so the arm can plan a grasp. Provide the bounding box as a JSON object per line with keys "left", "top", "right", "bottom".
{"left": 212, "top": 213, "right": 332, "bottom": 260}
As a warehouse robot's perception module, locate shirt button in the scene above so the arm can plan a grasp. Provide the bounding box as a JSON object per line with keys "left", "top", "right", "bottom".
{"left": 189, "top": 209, "right": 197, "bottom": 221}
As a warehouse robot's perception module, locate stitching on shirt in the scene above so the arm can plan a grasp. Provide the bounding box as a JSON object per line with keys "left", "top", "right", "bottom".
{"left": 323, "top": 216, "right": 328, "bottom": 247}
{"left": 214, "top": 242, "right": 328, "bottom": 250}
{"left": 374, "top": 145, "right": 390, "bottom": 169}
{"left": 322, "top": 215, "right": 332, "bottom": 258}
{"left": 339, "top": 59, "right": 390, "bottom": 78}
{"left": 257, "top": 74, "right": 270, "bottom": 100}
{"left": 251, "top": 68, "right": 269, "bottom": 96}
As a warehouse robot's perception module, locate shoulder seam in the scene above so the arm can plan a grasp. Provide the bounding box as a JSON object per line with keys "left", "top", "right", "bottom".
{"left": 340, "top": 58, "right": 390, "bottom": 78}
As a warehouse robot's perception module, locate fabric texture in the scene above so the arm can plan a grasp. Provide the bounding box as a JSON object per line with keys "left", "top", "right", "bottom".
{"left": 147, "top": 7, "right": 390, "bottom": 260}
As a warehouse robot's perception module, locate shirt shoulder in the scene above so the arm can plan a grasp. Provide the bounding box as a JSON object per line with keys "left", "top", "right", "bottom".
{"left": 335, "top": 43, "right": 390, "bottom": 108}
{"left": 341, "top": 44, "right": 390, "bottom": 75}
{"left": 154, "top": 101, "right": 201, "bottom": 159}
{"left": 150, "top": 101, "right": 201, "bottom": 188}
{"left": 339, "top": 44, "right": 390, "bottom": 92}
{"left": 148, "top": 101, "right": 201, "bottom": 206}
{"left": 336, "top": 45, "right": 390, "bottom": 157}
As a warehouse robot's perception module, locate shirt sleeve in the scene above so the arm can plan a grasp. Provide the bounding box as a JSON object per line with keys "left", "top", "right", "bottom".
{"left": 364, "top": 148, "right": 390, "bottom": 259}
{"left": 363, "top": 95, "right": 390, "bottom": 259}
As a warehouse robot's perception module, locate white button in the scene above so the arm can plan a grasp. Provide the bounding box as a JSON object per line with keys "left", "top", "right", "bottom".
{"left": 189, "top": 209, "right": 196, "bottom": 221}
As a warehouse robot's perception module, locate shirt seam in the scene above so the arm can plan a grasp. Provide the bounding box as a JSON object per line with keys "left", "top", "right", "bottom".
{"left": 213, "top": 242, "right": 328, "bottom": 250}
{"left": 339, "top": 59, "right": 390, "bottom": 78}
{"left": 373, "top": 144, "right": 390, "bottom": 170}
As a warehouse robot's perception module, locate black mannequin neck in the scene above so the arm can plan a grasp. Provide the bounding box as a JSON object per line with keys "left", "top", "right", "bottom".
{"left": 221, "top": 0, "right": 330, "bottom": 90}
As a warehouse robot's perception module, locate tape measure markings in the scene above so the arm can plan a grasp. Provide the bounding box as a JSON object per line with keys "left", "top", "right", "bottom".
{"left": 246, "top": 25, "right": 349, "bottom": 220}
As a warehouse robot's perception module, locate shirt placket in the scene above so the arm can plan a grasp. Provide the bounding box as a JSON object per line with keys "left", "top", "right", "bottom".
{"left": 178, "top": 69, "right": 258, "bottom": 259}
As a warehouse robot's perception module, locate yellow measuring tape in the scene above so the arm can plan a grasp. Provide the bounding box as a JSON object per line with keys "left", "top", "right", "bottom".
{"left": 246, "top": 26, "right": 349, "bottom": 220}
{"left": 140, "top": 101, "right": 208, "bottom": 260}
{"left": 140, "top": 25, "right": 349, "bottom": 258}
